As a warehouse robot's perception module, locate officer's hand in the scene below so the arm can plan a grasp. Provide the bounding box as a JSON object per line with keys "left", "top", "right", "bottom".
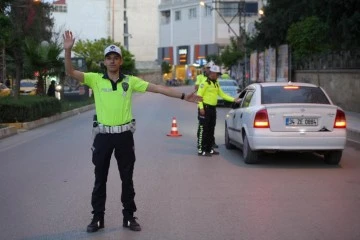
{"left": 185, "top": 92, "right": 202, "bottom": 103}
{"left": 199, "top": 109, "right": 205, "bottom": 116}
{"left": 234, "top": 98, "right": 242, "bottom": 104}
{"left": 63, "top": 30, "right": 75, "bottom": 50}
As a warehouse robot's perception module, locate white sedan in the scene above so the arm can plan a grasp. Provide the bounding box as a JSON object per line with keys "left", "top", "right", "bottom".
{"left": 225, "top": 82, "right": 347, "bottom": 165}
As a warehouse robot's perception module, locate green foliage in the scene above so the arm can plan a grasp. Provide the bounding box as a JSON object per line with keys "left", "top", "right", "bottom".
{"left": 0, "top": 95, "right": 94, "bottom": 123}
{"left": 0, "top": 96, "right": 61, "bottom": 122}
{"left": 161, "top": 61, "right": 171, "bottom": 74}
{"left": 251, "top": 0, "right": 360, "bottom": 51}
{"left": 24, "top": 39, "right": 63, "bottom": 75}
{"left": 220, "top": 37, "right": 244, "bottom": 69}
{"left": 72, "top": 38, "right": 138, "bottom": 75}
{"left": 4, "top": 1, "right": 54, "bottom": 98}
{"left": 287, "top": 16, "right": 329, "bottom": 59}
{"left": 206, "top": 55, "right": 221, "bottom": 66}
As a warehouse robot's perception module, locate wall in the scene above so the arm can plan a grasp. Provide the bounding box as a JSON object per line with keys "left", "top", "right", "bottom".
{"left": 294, "top": 70, "right": 360, "bottom": 113}
{"left": 137, "top": 70, "right": 163, "bottom": 85}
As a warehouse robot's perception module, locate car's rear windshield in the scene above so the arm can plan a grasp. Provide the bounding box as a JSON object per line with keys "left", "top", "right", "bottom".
{"left": 261, "top": 86, "right": 330, "bottom": 104}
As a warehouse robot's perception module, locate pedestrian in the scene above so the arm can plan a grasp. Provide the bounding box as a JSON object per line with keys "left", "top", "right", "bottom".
{"left": 47, "top": 80, "right": 56, "bottom": 97}
{"left": 197, "top": 65, "right": 241, "bottom": 156}
{"left": 63, "top": 30, "right": 201, "bottom": 233}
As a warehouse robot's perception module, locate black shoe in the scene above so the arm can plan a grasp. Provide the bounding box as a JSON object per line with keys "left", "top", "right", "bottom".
{"left": 212, "top": 143, "right": 219, "bottom": 148}
{"left": 210, "top": 149, "right": 219, "bottom": 155}
{"left": 87, "top": 214, "right": 104, "bottom": 233}
{"left": 199, "top": 151, "right": 212, "bottom": 157}
{"left": 123, "top": 216, "right": 141, "bottom": 231}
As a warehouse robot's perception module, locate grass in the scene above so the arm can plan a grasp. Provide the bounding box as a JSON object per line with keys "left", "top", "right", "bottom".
{"left": 60, "top": 97, "right": 95, "bottom": 112}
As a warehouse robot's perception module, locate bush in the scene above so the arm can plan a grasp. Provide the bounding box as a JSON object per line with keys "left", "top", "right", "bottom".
{"left": 0, "top": 96, "right": 61, "bottom": 123}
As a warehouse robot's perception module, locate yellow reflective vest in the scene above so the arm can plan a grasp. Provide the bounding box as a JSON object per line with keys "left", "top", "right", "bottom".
{"left": 195, "top": 74, "right": 207, "bottom": 86}
{"left": 197, "top": 79, "right": 235, "bottom": 109}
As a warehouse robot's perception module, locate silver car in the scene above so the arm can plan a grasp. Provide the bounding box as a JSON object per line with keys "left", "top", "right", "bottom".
{"left": 225, "top": 82, "right": 347, "bottom": 165}
{"left": 217, "top": 79, "right": 240, "bottom": 107}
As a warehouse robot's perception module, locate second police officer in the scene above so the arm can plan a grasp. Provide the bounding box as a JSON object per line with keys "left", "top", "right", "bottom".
{"left": 196, "top": 65, "right": 241, "bottom": 156}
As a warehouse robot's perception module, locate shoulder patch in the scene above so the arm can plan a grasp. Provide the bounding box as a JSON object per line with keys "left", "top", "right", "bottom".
{"left": 200, "top": 83, "right": 204, "bottom": 88}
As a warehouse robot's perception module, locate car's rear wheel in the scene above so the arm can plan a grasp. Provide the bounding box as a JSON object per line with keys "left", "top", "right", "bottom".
{"left": 324, "top": 150, "right": 342, "bottom": 165}
{"left": 243, "top": 135, "right": 258, "bottom": 164}
{"left": 225, "top": 124, "right": 235, "bottom": 149}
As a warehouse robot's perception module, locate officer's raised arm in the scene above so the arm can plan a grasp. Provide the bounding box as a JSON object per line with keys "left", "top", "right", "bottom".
{"left": 63, "top": 30, "right": 84, "bottom": 83}
{"left": 146, "top": 83, "right": 202, "bottom": 103}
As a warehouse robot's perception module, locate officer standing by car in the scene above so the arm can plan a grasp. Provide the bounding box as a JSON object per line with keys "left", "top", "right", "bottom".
{"left": 63, "top": 30, "right": 201, "bottom": 233}
{"left": 194, "top": 61, "right": 219, "bottom": 150}
{"left": 197, "top": 65, "right": 241, "bottom": 156}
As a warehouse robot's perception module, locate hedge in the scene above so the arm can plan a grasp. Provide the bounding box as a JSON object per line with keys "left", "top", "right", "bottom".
{"left": 0, "top": 96, "right": 61, "bottom": 123}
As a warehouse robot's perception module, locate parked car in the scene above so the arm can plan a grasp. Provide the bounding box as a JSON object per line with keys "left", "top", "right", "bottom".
{"left": 217, "top": 79, "right": 240, "bottom": 107}
{"left": 20, "top": 79, "right": 37, "bottom": 95}
{"left": 0, "top": 83, "right": 11, "bottom": 97}
{"left": 224, "top": 82, "right": 347, "bottom": 165}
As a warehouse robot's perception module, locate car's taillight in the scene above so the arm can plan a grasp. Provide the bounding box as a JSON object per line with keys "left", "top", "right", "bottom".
{"left": 334, "top": 109, "right": 346, "bottom": 128}
{"left": 254, "top": 109, "right": 270, "bottom": 128}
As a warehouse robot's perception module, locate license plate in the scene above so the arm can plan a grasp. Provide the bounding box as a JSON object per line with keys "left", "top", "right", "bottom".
{"left": 285, "top": 117, "right": 318, "bottom": 126}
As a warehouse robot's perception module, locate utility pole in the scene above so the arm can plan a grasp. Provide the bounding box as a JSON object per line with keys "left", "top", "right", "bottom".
{"left": 238, "top": 0, "right": 247, "bottom": 87}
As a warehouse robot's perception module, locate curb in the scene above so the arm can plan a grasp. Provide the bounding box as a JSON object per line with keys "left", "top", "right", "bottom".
{"left": 347, "top": 128, "right": 360, "bottom": 143}
{"left": 0, "top": 104, "right": 95, "bottom": 139}
{"left": 0, "top": 126, "right": 18, "bottom": 139}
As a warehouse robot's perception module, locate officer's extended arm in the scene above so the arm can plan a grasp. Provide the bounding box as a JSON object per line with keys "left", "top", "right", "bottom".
{"left": 146, "top": 83, "right": 202, "bottom": 103}
{"left": 63, "top": 30, "right": 84, "bottom": 83}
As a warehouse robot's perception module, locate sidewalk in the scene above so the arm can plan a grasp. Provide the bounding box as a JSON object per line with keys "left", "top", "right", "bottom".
{"left": 345, "top": 111, "right": 360, "bottom": 143}
{"left": 1, "top": 107, "right": 359, "bottom": 143}
{"left": 0, "top": 104, "right": 95, "bottom": 139}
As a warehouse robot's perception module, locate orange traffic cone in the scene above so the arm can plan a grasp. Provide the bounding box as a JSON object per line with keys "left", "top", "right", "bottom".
{"left": 166, "top": 117, "right": 182, "bottom": 137}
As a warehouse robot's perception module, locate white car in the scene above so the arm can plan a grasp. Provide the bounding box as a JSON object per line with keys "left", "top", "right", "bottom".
{"left": 225, "top": 82, "right": 347, "bottom": 165}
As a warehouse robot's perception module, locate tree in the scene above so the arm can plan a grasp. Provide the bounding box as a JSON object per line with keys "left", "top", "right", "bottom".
{"left": 220, "top": 37, "right": 244, "bottom": 69}
{"left": 250, "top": 0, "right": 360, "bottom": 51}
{"left": 5, "top": 0, "right": 54, "bottom": 99}
{"left": 161, "top": 61, "right": 171, "bottom": 74}
{"left": 23, "top": 39, "right": 63, "bottom": 95}
{"left": 287, "top": 16, "right": 329, "bottom": 60}
{"left": 72, "top": 38, "right": 138, "bottom": 75}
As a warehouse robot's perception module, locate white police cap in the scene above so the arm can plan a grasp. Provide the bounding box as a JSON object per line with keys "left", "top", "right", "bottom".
{"left": 104, "top": 45, "right": 122, "bottom": 57}
{"left": 209, "top": 65, "right": 221, "bottom": 73}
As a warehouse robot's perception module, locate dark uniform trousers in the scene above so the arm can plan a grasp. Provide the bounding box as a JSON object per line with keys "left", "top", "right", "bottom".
{"left": 197, "top": 108, "right": 216, "bottom": 152}
{"left": 198, "top": 104, "right": 217, "bottom": 153}
{"left": 91, "top": 130, "right": 136, "bottom": 219}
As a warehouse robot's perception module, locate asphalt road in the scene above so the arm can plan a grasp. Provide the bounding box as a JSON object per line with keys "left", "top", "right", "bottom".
{"left": 1, "top": 86, "right": 360, "bottom": 240}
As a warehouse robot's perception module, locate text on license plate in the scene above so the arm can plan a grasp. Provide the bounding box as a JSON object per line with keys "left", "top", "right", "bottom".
{"left": 285, "top": 117, "right": 318, "bottom": 126}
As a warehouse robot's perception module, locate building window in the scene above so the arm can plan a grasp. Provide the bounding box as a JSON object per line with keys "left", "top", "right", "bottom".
{"left": 175, "top": 10, "right": 181, "bottom": 21}
{"left": 52, "top": 4, "right": 67, "bottom": 13}
{"left": 161, "top": 10, "right": 171, "bottom": 24}
{"left": 219, "top": 2, "right": 258, "bottom": 17}
{"left": 204, "top": 6, "right": 212, "bottom": 17}
{"left": 189, "top": 8, "right": 197, "bottom": 19}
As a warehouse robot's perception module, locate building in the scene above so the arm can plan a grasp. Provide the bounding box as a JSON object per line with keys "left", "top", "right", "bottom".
{"left": 51, "top": 0, "right": 159, "bottom": 69}
{"left": 158, "top": 0, "right": 265, "bottom": 80}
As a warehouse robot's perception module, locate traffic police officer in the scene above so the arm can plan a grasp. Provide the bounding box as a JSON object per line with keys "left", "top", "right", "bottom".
{"left": 195, "top": 61, "right": 219, "bottom": 150}
{"left": 194, "top": 61, "right": 213, "bottom": 91}
{"left": 63, "top": 30, "right": 201, "bottom": 233}
{"left": 197, "top": 65, "right": 241, "bottom": 156}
